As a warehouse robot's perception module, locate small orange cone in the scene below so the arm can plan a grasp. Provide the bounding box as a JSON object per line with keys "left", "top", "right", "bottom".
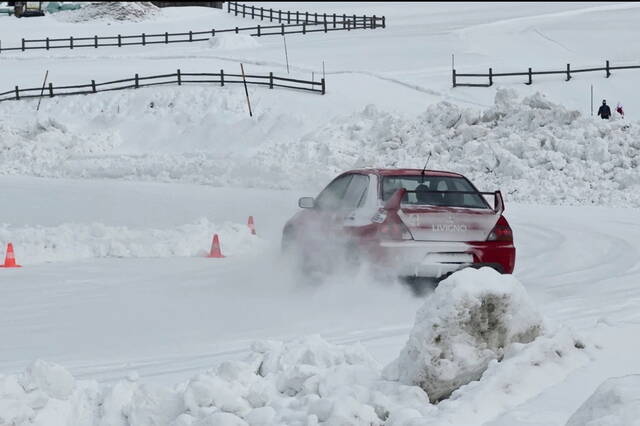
{"left": 248, "top": 216, "right": 256, "bottom": 235}
{"left": 207, "top": 234, "right": 225, "bottom": 258}
{"left": 1, "top": 243, "right": 22, "bottom": 268}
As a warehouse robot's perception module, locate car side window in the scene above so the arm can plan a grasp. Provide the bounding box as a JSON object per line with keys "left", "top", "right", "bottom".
{"left": 342, "top": 174, "right": 370, "bottom": 209}
{"left": 315, "top": 174, "right": 353, "bottom": 210}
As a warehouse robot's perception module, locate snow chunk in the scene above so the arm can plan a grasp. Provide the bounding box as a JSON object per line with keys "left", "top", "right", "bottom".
{"left": 208, "top": 34, "right": 260, "bottom": 50}
{"left": 19, "top": 360, "right": 75, "bottom": 400}
{"left": 390, "top": 267, "right": 543, "bottom": 402}
{"left": 566, "top": 375, "right": 640, "bottom": 426}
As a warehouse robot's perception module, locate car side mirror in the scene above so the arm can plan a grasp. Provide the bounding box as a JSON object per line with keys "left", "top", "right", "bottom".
{"left": 298, "top": 197, "right": 315, "bottom": 209}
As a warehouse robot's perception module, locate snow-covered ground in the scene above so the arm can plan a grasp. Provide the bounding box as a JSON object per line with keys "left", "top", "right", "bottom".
{"left": 2, "top": 2, "right": 640, "bottom": 425}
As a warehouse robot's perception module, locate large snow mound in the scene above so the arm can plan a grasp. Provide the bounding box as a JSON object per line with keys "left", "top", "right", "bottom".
{"left": 1, "top": 87, "right": 639, "bottom": 207}
{"left": 53, "top": 2, "right": 160, "bottom": 23}
{"left": 386, "top": 267, "right": 544, "bottom": 402}
{"left": 566, "top": 375, "right": 640, "bottom": 426}
{"left": 267, "top": 89, "right": 640, "bottom": 207}
{"left": 0, "top": 219, "right": 263, "bottom": 264}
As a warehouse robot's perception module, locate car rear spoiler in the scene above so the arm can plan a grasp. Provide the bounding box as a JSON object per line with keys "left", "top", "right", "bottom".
{"left": 384, "top": 188, "right": 505, "bottom": 214}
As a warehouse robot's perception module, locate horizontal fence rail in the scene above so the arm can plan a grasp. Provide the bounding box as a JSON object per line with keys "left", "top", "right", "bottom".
{"left": 453, "top": 60, "right": 640, "bottom": 87}
{"left": 0, "top": 11, "right": 385, "bottom": 54}
{"left": 227, "top": 1, "right": 386, "bottom": 28}
{"left": 0, "top": 70, "right": 326, "bottom": 103}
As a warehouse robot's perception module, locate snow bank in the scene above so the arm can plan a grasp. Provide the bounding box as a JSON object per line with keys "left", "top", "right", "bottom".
{"left": 0, "top": 269, "right": 590, "bottom": 425}
{"left": 0, "top": 219, "right": 263, "bottom": 264}
{"left": 53, "top": 2, "right": 160, "bottom": 23}
{"left": 208, "top": 34, "right": 261, "bottom": 50}
{"left": 1, "top": 88, "right": 639, "bottom": 207}
{"left": 266, "top": 89, "right": 640, "bottom": 207}
{"left": 566, "top": 375, "right": 640, "bottom": 426}
{"left": 386, "top": 267, "right": 543, "bottom": 402}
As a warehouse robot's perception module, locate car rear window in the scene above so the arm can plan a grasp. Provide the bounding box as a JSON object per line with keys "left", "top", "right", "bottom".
{"left": 381, "top": 176, "right": 489, "bottom": 209}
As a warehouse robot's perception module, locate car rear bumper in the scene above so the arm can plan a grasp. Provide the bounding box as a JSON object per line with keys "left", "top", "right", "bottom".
{"left": 377, "top": 240, "right": 515, "bottom": 278}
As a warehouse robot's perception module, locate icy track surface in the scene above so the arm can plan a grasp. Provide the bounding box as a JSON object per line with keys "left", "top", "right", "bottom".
{"left": 2, "top": 177, "right": 640, "bottom": 425}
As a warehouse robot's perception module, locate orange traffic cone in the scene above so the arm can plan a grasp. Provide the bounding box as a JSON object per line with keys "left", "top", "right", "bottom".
{"left": 248, "top": 216, "right": 256, "bottom": 235}
{"left": 1, "top": 243, "right": 21, "bottom": 268}
{"left": 207, "top": 234, "right": 225, "bottom": 258}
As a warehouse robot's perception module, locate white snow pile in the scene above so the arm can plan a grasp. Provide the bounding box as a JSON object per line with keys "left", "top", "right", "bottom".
{"left": 0, "top": 219, "right": 263, "bottom": 264}
{"left": 2, "top": 87, "right": 639, "bottom": 206}
{"left": 0, "top": 269, "right": 591, "bottom": 425}
{"left": 566, "top": 375, "right": 640, "bottom": 426}
{"left": 208, "top": 34, "right": 261, "bottom": 50}
{"left": 384, "top": 267, "right": 544, "bottom": 403}
{"left": 258, "top": 89, "right": 640, "bottom": 206}
{"left": 53, "top": 2, "right": 160, "bottom": 23}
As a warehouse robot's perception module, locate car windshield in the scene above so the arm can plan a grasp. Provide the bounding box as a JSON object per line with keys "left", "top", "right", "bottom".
{"left": 381, "top": 175, "right": 489, "bottom": 209}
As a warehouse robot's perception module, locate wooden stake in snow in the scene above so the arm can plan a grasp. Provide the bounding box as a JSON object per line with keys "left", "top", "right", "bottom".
{"left": 36, "top": 70, "right": 49, "bottom": 111}
{"left": 282, "top": 34, "right": 290, "bottom": 74}
{"left": 240, "top": 63, "right": 253, "bottom": 117}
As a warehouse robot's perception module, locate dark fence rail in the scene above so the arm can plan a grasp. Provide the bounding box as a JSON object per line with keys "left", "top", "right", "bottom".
{"left": 0, "top": 14, "right": 384, "bottom": 53}
{"left": 453, "top": 60, "right": 640, "bottom": 87}
{"left": 226, "top": 1, "right": 386, "bottom": 28}
{"left": 0, "top": 70, "right": 326, "bottom": 103}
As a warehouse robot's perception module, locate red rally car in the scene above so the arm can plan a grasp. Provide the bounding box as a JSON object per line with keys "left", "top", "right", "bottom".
{"left": 282, "top": 168, "right": 515, "bottom": 278}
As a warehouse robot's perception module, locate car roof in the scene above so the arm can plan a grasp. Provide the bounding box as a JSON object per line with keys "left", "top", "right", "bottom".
{"left": 346, "top": 168, "right": 464, "bottom": 178}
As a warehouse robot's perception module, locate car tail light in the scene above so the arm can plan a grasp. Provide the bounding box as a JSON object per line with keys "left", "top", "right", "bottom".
{"left": 487, "top": 216, "right": 513, "bottom": 242}
{"left": 377, "top": 213, "right": 413, "bottom": 241}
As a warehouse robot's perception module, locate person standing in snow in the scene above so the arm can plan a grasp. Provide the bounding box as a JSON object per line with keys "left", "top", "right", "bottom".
{"left": 597, "top": 99, "right": 611, "bottom": 119}
{"left": 616, "top": 102, "right": 624, "bottom": 118}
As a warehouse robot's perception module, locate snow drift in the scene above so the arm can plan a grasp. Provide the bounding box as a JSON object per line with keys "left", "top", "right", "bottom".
{"left": 1, "top": 88, "right": 639, "bottom": 207}
{"left": 0, "top": 269, "right": 590, "bottom": 425}
{"left": 385, "top": 267, "right": 543, "bottom": 402}
{"left": 0, "top": 219, "right": 263, "bottom": 264}
{"left": 566, "top": 375, "right": 640, "bottom": 426}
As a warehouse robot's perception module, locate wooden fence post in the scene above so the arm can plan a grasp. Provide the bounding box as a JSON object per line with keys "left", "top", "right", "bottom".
{"left": 302, "top": 22, "right": 306, "bottom": 35}
{"left": 46, "top": 37, "right": 50, "bottom": 50}
{"left": 15, "top": 86, "right": 19, "bottom": 100}
{"left": 287, "top": 10, "right": 290, "bottom": 24}
{"left": 526, "top": 67, "right": 532, "bottom": 85}
{"left": 382, "top": 16, "right": 386, "bottom": 28}
{"left": 91, "top": 80, "right": 96, "bottom": 93}
{"left": 606, "top": 60, "right": 611, "bottom": 78}
{"left": 165, "top": 32, "right": 168, "bottom": 44}
{"left": 142, "top": 33, "right": 146, "bottom": 46}
{"left": 296, "top": 11, "right": 299, "bottom": 24}
{"left": 452, "top": 69, "right": 457, "bottom": 88}
{"left": 251, "top": 5, "right": 254, "bottom": 19}
{"left": 372, "top": 15, "right": 377, "bottom": 29}
{"left": 566, "top": 63, "right": 571, "bottom": 81}
{"left": 235, "top": 26, "right": 239, "bottom": 34}
{"left": 488, "top": 68, "right": 493, "bottom": 86}
{"left": 314, "top": 12, "right": 318, "bottom": 24}
{"left": 234, "top": 2, "right": 238, "bottom": 15}
{"left": 269, "top": 8, "right": 272, "bottom": 22}
{"left": 70, "top": 36, "right": 74, "bottom": 49}
{"left": 281, "top": 23, "right": 285, "bottom": 35}
{"left": 333, "top": 13, "right": 336, "bottom": 28}
{"left": 177, "top": 69, "right": 182, "bottom": 85}
{"left": 135, "top": 73, "right": 139, "bottom": 88}
{"left": 260, "top": 6, "right": 263, "bottom": 20}
{"left": 278, "top": 9, "right": 281, "bottom": 23}
{"left": 242, "top": 4, "right": 245, "bottom": 18}
{"left": 305, "top": 11, "right": 308, "bottom": 23}
{"left": 220, "top": 69, "right": 224, "bottom": 86}
{"left": 21, "top": 38, "right": 25, "bottom": 51}
{"left": 257, "top": 25, "right": 261, "bottom": 36}
{"left": 269, "top": 72, "right": 273, "bottom": 89}
{"left": 118, "top": 34, "right": 122, "bottom": 47}
{"left": 94, "top": 35, "right": 98, "bottom": 48}
{"left": 48, "top": 82, "right": 53, "bottom": 97}
{"left": 227, "top": 1, "right": 230, "bottom": 12}
{"left": 321, "top": 78, "right": 325, "bottom": 95}
{"left": 189, "top": 30, "right": 193, "bottom": 41}
{"left": 324, "top": 21, "right": 328, "bottom": 33}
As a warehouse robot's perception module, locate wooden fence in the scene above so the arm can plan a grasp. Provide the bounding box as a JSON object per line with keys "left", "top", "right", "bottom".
{"left": 0, "top": 10, "right": 384, "bottom": 53}
{"left": 453, "top": 60, "right": 640, "bottom": 87}
{"left": 226, "top": 1, "right": 386, "bottom": 28}
{"left": 0, "top": 70, "right": 325, "bottom": 103}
